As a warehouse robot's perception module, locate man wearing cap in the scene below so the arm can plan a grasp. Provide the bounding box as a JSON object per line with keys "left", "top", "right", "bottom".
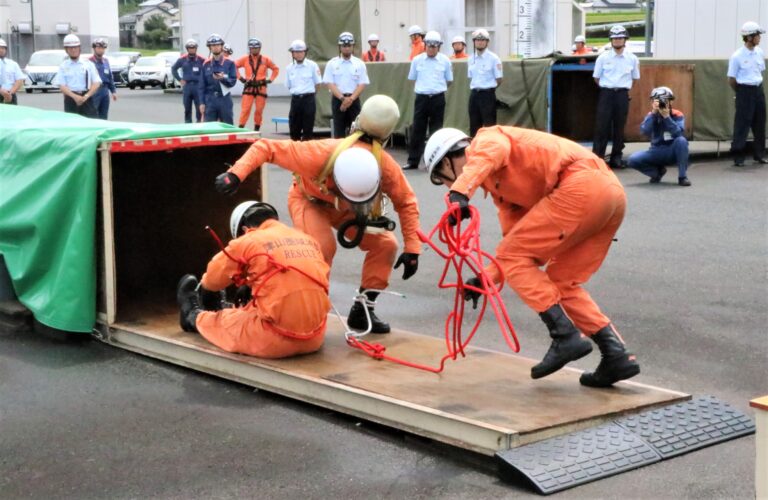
{"left": 728, "top": 21, "right": 767, "bottom": 166}
{"left": 53, "top": 34, "right": 101, "bottom": 118}
{"left": 592, "top": 25, "right": 640, "bottom": 170}
{"left": 408, "top": 25, "right": 426, "bottom": 60}
{"left": 236, "top": 37, "right": 279, "bottom": 131}
{"left": 286, "top": 39, "right": 322, "bottom": 141}
{"left": 362, "top": 34, "right": 386, "bottom": 62}
{"left": 0, "top": 38, "right": 24, "bottom": 105}
{"left": 450, "top": 36, "right": 468, "bottom": 60}
{"left": 89, "top": 38, "right": 117, "bottom": 120}
{"left": 403, "top": 31, "right": 453, "bottom": 171}
{"left": 323, "top": 32, "right": 370, "bottom": 138}
{"left": 572, "top": 35, "right": 590, "bottom": 55}
{"left": 172, "top": 39, "right": 206, "bottom": 123}
{"left": 198, "top": 34, "right": 237, "bottom": 124}
{"left": 468, "top": 29, "right": 503, "bottom": 137}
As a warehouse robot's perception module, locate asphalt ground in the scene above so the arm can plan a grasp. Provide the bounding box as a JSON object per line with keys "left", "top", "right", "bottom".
{"left": 1, "top": 89, "right": 766, "bottom": 499}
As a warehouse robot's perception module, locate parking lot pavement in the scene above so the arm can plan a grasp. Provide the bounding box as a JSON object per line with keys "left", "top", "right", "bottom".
{"left": 2, "top": 91, "right": 765, "bottom": 498}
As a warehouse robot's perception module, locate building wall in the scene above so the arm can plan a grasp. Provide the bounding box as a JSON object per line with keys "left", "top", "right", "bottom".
{"left": 361, "top": 0, "right": 426, "bottom": 61}
{"left": 655, "top": 0, "right": 768, "bottom": 58}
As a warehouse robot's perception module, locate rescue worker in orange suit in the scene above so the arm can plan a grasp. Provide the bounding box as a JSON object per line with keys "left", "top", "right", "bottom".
{"left": 424, "top": 126, "right": 640, "bottom": 387}
{"left": 176, "top": 201, "right": 331, "bottom": 358}
{"left": 450, "top": 36, "right": 468, "bottom": 60}
{"left": 362, "top": 34, "right": 386, "bottom": 62}
{"left": 408, "top": 25, "right": 426, "bottom": 60}
{"left": 236, "top": 37, "right": 279, "bottom": 131}
{"left": 215, "top": 96, "right": 421, "bottom": 334}
{"left": 572, "top": 35, "right": 591, "bottom": 55}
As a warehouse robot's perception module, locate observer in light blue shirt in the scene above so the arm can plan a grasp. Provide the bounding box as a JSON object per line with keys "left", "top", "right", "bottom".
{"left": 408, "top": 52, "right": 453, "bottom": 94}
{"left": 286, "top": 58, "right": 322, "bottom": 95}
{"left": 468, "top": 50, "right": 502, "bottom": 90}
{"left": 727, "top": 46, "right": 765, "bottom": 85}
{"left": 53, "top": 57, "right": 101, "bottom": 92}
{"left": 593, "top": 49, "right": 640, "bottom": 89}
{"left": 0, "top": 57, "right": 24, "bottom": 91}
{"left": 322, "top": 56, "right": 369, "bottom": 94}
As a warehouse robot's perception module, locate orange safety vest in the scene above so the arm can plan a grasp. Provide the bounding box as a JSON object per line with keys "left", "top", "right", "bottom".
{"left": 363, "top": 49, "right": 385, "bottom": 62}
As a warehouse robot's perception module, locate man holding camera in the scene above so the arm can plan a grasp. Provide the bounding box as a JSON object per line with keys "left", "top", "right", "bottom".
{"left": 198, "top": 34, "right": 237, "bottom": 124}
{"left": 628, "top": 86, "right": 691, "bottom": 186}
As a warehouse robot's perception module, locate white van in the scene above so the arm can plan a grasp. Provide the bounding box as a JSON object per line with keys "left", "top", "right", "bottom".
{"left": 24, "top": 50, "right": 67, "bottom": 93}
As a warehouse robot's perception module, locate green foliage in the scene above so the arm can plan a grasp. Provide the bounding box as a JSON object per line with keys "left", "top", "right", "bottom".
{"left": 118, "top": 0, "right": 142, "bottom": 16}
{"left": 586, "top": 12, "right": 645, "bottom": 25}
{"left": 143, "top": 14, "right": 170, "bottom": 33}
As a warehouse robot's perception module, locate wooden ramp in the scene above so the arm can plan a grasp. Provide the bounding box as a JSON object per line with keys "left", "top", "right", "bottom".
{"left": 102, "top": 313, "right": 688, "bottom": 455}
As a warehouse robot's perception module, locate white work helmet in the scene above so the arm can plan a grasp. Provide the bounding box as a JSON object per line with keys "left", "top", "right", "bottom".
{"left": 424, "top": 31, "right": 442, "bottom": 45}
{"left": 367, "top": 33, "right": 380, "bottom": 42}
{"left": 333, "top": 148, "right": 381, "bottom": 204}
{"left": 451, "top": 36, "right": 466, "bottom": 46}
{"left": 472, "top": 29, "right": 490, "bottom": 41}
{"left": 424, "top": 127, "right": 471, "bottom": 175}
{"left": 0, "top": 38, "right": 7, "bottom": 48}
{"left": 229, "top": 201, "right": 279, "bottom": 238}
{"left": 185, "top": 38, "right": 198, "bottom": 48}
{"left": 354, "top": 94, "right": 400, "bottom": 141}
{"left": 574, "top": 35, "right": 586, "bottom": 44}
{"left": 741, "top": 21, "right": 766, "bottom": 37}
{"left": 63, "top": 34, "right": 81, "bottom": 47}
{"left": 609, "top": 25, "right": 629, "bottom": 39}
{"left": 650, "top": 86, "right": 675, "bottom": 101}
{"left": 289, "top": 39, "right": 307, "bottom": 52}
{"left": 338, "top": 32, "right": 355, "bottom": 45}
{"left": 408, "top": 25, "right": 425, "bottom": 36}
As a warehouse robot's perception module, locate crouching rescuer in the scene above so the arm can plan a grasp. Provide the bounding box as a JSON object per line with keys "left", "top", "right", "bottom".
{"left": 214, "top": 95, "right": 421, "bottom": 334}
{"left": 176, "top": 201, "right": 331, "bottom": 358}
{"left": 423, "top": 126, "right": 640, "bottom": 387}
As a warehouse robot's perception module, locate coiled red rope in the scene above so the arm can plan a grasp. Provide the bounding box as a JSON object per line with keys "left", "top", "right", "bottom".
{"left": 344, "top": 194, "right": 520, "bottom": 373}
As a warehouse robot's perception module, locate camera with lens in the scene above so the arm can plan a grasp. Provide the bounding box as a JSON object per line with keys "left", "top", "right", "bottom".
{"left": 657, "top": 97, "right": 668, "bottom": 109}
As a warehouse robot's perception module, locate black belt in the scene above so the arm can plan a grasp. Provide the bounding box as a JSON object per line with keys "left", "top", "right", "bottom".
{"left": 600, "top": 87, "right": 629, "bottom": 92}
{"left": 292, "top": 93, "right": 315, "bottom": 98}
{"left": 416, "top": 92, "right": 445, "bottom": 98}
{"left": 208, "top": 91, "right": 227, "bottom": 97}
{"left": 736, "top": 83, "right": 763, "bottom": 88}
{"left": 71, "top": 91, "right": 88, "bottom": 96}
{"left": 342, "top": 93, "right": 353, "bottom": 97}
{"left": 471, "top": 88, "right": 496, "bottom": 93}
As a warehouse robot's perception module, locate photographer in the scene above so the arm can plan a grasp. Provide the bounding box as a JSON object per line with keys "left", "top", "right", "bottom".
{"left": 628, "top": 86, "right": 691, "bottom": 186}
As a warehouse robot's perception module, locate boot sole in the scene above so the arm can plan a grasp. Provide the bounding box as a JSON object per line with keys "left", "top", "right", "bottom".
{"left": 580, "top": 363, "right": 641, "bottom": 388}
{"left": 530, "top": 341, "right": 593, "bottom": 379}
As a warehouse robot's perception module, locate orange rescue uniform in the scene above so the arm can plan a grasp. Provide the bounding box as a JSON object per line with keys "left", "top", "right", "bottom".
{"left": 229, "top": 139, "right": 422, "bottom": 291}
{"left": 362, "top": 49, "right": 386, "bottom": 62}
{"left": 235, "top": 53, "right": 279, "bottom": 128}
{"left": 450, "top": 52, "right": 468, "bottom": 60}
{"left": 198, "top": 219, "right": 331, "bottom": 358}
{"left": 572, "top": 46, "right": 591, "bottom": 55}
{"left": 450, "top": 126, "right": 626, "bottom": 335}
{"left": 409, "top": 39, "right": 426, "bottom": 60}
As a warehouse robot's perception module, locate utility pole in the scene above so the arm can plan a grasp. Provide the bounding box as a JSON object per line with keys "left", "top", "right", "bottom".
{"left": 644, "top": 0, "right": 653, "bottom": 56}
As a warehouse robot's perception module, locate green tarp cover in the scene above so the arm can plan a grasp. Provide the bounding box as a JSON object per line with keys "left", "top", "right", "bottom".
{"left": 305, "top": 0, "right": 362, "bottom": 62}
{"left": 0, "top": 105, "right": 237, "bottom": 332}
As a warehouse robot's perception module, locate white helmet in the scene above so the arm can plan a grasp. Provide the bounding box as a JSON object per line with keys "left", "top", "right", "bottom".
{"left": 650, "top": 86, "right": 675, "bottom": 101}
{"left": 574, "top": 35, "right": 586, "bottom": 44}
{"left": 408, "top": 25, "right": 425, "bottom": 36}
{"left": 609, "top": 25, "right": 629, "bottom": 39}
{"left": 229, "top": 201, "right": 279, "bottom": 238}
{"left": 451, "top": 36, "right": 466, "bottom": 46}
{"left": 333, "top": 148, "right": 381, "bottom": 204}
{"left": 424, "top": 127, "right": 471, "bottom": 175}
{"left": 185, "top": 39, "right": 198, "bottom": 48}
{"left": 741, "top": 21, "right": 766, "bottom": 37}
{"left": 289, "top": 39, "right": 307, "bottom": 52}
{"left": 472, "top": 29, "right": 490, "bottom": 41}
{"left": 424, "top": 31, "right": 442, "bottom": 45}
{"left": 63, "top": 34, "right": 81, "bottom": 47}
{"left": 355, "top": 94, "right": 400, "bottom": 141}
{"left": 0, "top": 38, "right": 7, "bottom": 48}
{"left": 367, "top": 33, "right": 380, "bottom": 42}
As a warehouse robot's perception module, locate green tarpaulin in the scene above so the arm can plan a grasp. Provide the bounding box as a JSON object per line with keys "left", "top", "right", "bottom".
{"left": 0, "top": 105, "right": 237, "bottom": 332}
{"left": 305, "top": 0, "right": 362, "bottom": 63}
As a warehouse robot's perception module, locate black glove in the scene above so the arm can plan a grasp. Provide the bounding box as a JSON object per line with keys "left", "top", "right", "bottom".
{"left": 215, "top": 172, "right": 241, "bottom": 195}
{"left": 199, "top": 286, "right": 225, "bottom": 311}
{"left": 234, "top": 285, "right": 252, "bottom": 307}
{"left": 463, "top": 276, "right": 483, "bottom": 310}
{"left": 394, "top": 252, "right": 419, "bottom": 280}
{"left": 448, "top": 191, "right": 471, "bottom": 226}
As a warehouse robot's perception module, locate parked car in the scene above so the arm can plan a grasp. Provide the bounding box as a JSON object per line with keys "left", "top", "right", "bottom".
{"left": 156, "top": 51, "right": 181, "bottom": 88}
{"left": 128, "top": 56, "right": 174, "bottom": 89}
{"left": 108, "top": 51, "right": 141, "bottom": 87}
{"left": 23, "top": 50, "right": 67, "bottom": 93}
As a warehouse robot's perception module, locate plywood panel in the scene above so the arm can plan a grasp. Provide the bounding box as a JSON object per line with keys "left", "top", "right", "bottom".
{"left": 625, "top": 64, "right": 695, "bottom": 142}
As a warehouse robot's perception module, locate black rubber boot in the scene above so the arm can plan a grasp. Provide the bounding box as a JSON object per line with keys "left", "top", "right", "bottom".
{"left": 531, "top": 304, "right": 593, "bottom": 379}
{"left": 580, "top": 325, "right": 640, "bottom": 387}
{"left": 347, "top": 290, "right": 391, "bottom": 334}
{"left": 254, "top": 124, "right": 261, "bottom": 132}
{"left": 177, "top": 274, "right": 202, "bottom": 333}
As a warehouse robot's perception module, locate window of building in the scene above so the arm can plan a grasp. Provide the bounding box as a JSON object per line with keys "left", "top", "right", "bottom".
{"left": 465, "top": 0, "right": 494, "bottom": 28}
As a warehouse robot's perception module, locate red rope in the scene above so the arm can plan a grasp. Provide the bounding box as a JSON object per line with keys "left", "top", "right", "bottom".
{"left": 344, "top": 194, "right": 520, "bottom": 373}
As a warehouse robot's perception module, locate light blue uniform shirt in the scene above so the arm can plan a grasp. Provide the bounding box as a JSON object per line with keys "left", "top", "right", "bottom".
{"left": 593, "top": 49, "right": 640, "bottom": 89}
{"left": 408, "top": 52, "right": 453, "bottom": 94}
{"left": 286, "top": 59, "right": 322, "bottom": 95}
{"left": 727, "top": 46, "right": 765, "bottom": 85}
{"left": 0, "top": 57, "right": 25, "bottom": 90}
{"left": 468, "top": 50, "right": 502, "bottom": 90}
{"left": 322, "top": 55, "right": 369, "bottom": 94}
{"left": 53, "top": 57, "right": 101, "bottom": 92}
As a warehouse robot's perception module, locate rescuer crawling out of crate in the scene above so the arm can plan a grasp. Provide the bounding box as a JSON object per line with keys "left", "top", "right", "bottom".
{"left": 176, "top": 201, "right": 331, "bottom": 358}
{"left": 215, "top": 95, "right": 421, "bottom": 335}
{"left": 423, "top": 126, "right": 640, "bottom": 387}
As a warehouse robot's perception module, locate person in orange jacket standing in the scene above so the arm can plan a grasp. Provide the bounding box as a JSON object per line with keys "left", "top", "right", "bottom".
{"left": 236, "top": 37, "right": 279, "bottom": 131}
{"left": 450, "top": 36, "right": 468, "bottom": 59}
{"left": 214, "top": 95, "right": 421, "bottom": 334}
{"left": 572, "top": 35, "right": 591, "bottom": 55}
{"left": 408, "top": 25, "right": 426, "bottom": 60}
{"left": 423, "top": 126, "right": 640, "bottom": 388}
{"left": 176, "top": 201, "right": 331, "bottom": 358}
{"left": 362, "top": 34, "right": 386, "bottom": 62}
